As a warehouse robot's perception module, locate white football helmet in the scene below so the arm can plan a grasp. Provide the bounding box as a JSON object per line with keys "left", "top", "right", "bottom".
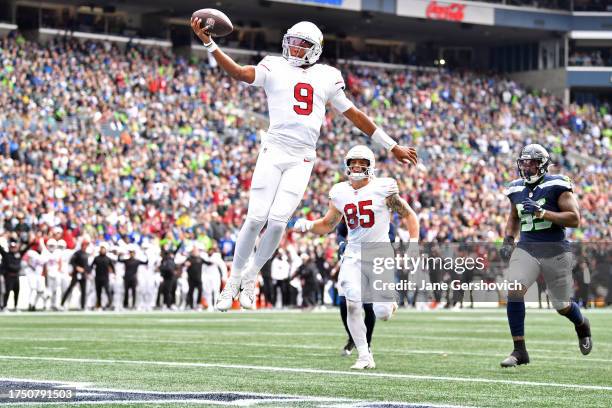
{"left": 282, "top": 21, "right": 323, "bottom": 66}
{"left": 47, "top": 238, "right": 58, "bottom": 251}
{"left": 345, "top": 145, "right": 375, "bottom": 181}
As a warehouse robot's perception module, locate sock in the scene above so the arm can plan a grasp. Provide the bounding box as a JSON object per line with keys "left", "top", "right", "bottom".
{"left": 243, "top": 219, "right": 287, "bottom": 281}
{"left": 230, "top": 217, "right": 266, "bottom": 280}
{"left": 363, "top": 303, "right": 376, "bottom": 347}
{"left": 346, "top": 299, "right": 368, "bottom": 357}
{"left": 513, "top": 339, "right": 526, "bottom": 352}
{"left": 558, "top": 302, "right": 584, "bottom": 326}
{"left": 339, "top": 296, "right": 353, "bottom": 343}
{"left": 507, "top": 298, "right": 525, "bottom": 337}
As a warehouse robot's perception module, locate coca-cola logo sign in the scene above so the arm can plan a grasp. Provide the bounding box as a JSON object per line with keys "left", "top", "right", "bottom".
{"left": 426, "top": 1, "right": 466, "bottom": 22}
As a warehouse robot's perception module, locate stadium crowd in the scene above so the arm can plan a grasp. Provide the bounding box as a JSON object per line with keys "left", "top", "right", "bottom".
{"left": 568, "top": 50, "right": 612, "bottom": 67}
{"left": 0, "top": 31, "right": 610, "bottom": 311}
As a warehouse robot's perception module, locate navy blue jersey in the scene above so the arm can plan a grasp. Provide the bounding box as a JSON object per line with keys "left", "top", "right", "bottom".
{"left": 504, "top": 174, "right": 573, "bottom": 255}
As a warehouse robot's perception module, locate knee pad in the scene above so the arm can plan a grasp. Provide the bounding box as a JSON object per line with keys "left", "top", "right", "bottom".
{"left": 265, "top": 218, "right": 287, "bottom": 234}
{"left": 373, "top": 303, "right": 393, "bottom": 321}
{"left": 243, "top": 216, "right": 267, "bottom": 231}
{"left": 346, "top": 299, "right": 363, "bottom": 314}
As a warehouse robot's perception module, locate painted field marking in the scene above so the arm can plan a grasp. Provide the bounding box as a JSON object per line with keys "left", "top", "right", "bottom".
{"left": 0, "top": 377, "right": 471, "bottom": 408}
{"left": 1, "top": 336, "right": 610, "bottom": 363}
{"left": 0, "top": 355, "right": 610, "bottom": 391}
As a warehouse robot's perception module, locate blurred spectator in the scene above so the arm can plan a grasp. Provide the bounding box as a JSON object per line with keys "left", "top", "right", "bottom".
{"left": 0, "top": 31, "right": 609, "bottom": 310}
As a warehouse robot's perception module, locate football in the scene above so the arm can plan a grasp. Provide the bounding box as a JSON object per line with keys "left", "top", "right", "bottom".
{"left": 191, "top": 8, "right": 233, "bottom": 37}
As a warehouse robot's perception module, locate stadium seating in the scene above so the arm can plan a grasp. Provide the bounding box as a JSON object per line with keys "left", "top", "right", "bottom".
{"left": 0, "top": 31, "right": 609, "bottom": 308}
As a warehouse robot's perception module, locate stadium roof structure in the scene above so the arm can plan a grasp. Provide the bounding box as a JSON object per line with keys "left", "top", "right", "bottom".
{"left": 19, "top": 0, "right": 564, "bottom": 45}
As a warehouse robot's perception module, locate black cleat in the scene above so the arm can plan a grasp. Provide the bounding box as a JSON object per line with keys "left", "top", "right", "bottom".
{"left": 341, "top": 339, "right": 355, "bottom": 357}
{"left": 500, "top": 349, "right": 530, "bottom": 368}
{"left": 575, "top": 317, "right": 593, "bottom": 355}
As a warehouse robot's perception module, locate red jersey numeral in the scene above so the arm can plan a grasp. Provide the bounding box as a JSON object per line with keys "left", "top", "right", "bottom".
{"left": 343, "top": 200, "right": 375, "bottom": 229}
{"left": 293, "top": 82, "right": 313, "bottom": 115}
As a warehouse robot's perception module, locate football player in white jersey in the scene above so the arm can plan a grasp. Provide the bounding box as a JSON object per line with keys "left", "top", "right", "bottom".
{"left": 25, "top": 245, "right": 45, "bottom": 311}
{"left": 191, "top": 18, "right": 418, "bottom": 311}
{"left": 41, "top": 239, "right": 63, "bottom": 311}
{"left": 293, "top": 145, "right": 420, "bottom": 369}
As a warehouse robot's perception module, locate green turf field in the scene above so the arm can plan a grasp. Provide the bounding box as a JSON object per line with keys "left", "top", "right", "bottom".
{"left": 0, "top": 308, "right": 610, "bottom": 407}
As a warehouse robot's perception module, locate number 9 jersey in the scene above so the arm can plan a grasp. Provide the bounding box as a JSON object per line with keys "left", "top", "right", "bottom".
{"left": 329, "top": 177, "right": 399, "bottom": 259}
{"left": 247, "top": 56, "right": 353, "bottom": 156}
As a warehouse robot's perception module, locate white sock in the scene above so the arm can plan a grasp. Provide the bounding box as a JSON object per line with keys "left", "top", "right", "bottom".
{"left": 346, "top": 299, "right": 369, "bottom": 357}
{"left": 243, "top": 219, "right": 287, "bottom": 281}
{"left": 230, "top": 217, "right": 266, "bottom": 280}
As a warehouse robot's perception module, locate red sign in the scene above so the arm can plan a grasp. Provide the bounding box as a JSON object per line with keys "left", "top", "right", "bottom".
{"left": 426, "top": 1, "right": 466, "bottom": 22}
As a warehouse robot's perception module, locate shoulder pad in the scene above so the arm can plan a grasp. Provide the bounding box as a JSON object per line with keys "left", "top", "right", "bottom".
{"left": 539, "top": 174, "right": 572, "bottom": 191}
{"left": 504, "top": 179, "right": 525, "bottom": 196}
{"left": 377, "top": 177, "right": 399, "bottom": 197}
{"left": 329, "top": 182, "right": 348, "bottom": 200}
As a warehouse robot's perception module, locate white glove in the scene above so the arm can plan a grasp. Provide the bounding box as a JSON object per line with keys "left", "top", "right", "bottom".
{"left": 293, "top": 218, "right": 314, "bottom": 233}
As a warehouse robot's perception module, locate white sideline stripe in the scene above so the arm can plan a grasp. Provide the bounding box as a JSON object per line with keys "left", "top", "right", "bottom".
{"left": 0, "top": 378, "right": 470, "bottom": 408}
{"left": 2, "top": 336, "right": 610, "bottom": 363}
{"left": 0, "top": 355, "right": 611, "bottom": 392}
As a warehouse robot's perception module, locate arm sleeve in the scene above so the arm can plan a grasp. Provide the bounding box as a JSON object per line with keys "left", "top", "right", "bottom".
{"left": 329, "top": 89, "right": 354, "bottom": 113}
{"left": 249, "top": 57, "right": 272, "bottom": 87}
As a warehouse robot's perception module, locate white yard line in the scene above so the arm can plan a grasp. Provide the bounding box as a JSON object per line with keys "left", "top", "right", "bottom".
{"left": 0, "top": 355, "right": 610, "bottom": 391}
{"left": 1, "top": 336, "right": 610, "bottom": 363}
{"left": 3, "top": 327, "right": 609, "bottom": 348}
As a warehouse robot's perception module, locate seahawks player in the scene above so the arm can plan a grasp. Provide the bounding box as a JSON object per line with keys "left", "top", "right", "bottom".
{"left": 500, "top": 144, "right": 592, "bottom": 368}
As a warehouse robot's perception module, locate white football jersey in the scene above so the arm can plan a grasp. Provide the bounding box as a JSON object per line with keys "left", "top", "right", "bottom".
{"left": 329, "top": 177, "right": 399, "bottom": 257}
{"left": 249, "top": 56, "right": 351, "bottom": 155}
{"left": 43, "top": 251, "right": 63, "bottom": 278}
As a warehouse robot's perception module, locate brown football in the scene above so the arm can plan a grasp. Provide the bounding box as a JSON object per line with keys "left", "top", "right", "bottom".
{"left": 192, "top": 8, "right": 233, "bottom": 37}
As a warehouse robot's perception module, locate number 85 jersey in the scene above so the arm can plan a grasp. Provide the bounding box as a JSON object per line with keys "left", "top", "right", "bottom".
{"left": 329, "top": 177, "right": 399, "bottom": 257}
{"left": 247, "top": 56, "right": 353, "bottom": 155}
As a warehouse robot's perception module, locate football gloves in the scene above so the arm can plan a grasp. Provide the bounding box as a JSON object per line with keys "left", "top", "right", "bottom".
{"left": 293, "top": 218, "right": 314, "bottom": 233}
{"left": 521, "top": 198, "right": 542, "bottom": 215}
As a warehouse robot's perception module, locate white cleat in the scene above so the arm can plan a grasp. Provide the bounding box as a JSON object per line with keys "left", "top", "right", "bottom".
{"left": 350, "top": 354, "right": 376, "bottom": 370}
{"left": 239, "top": 279, "right": 256, "bottom": 309}
{"left": 216, "top": 279, "right": 241, "bottom": 311}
